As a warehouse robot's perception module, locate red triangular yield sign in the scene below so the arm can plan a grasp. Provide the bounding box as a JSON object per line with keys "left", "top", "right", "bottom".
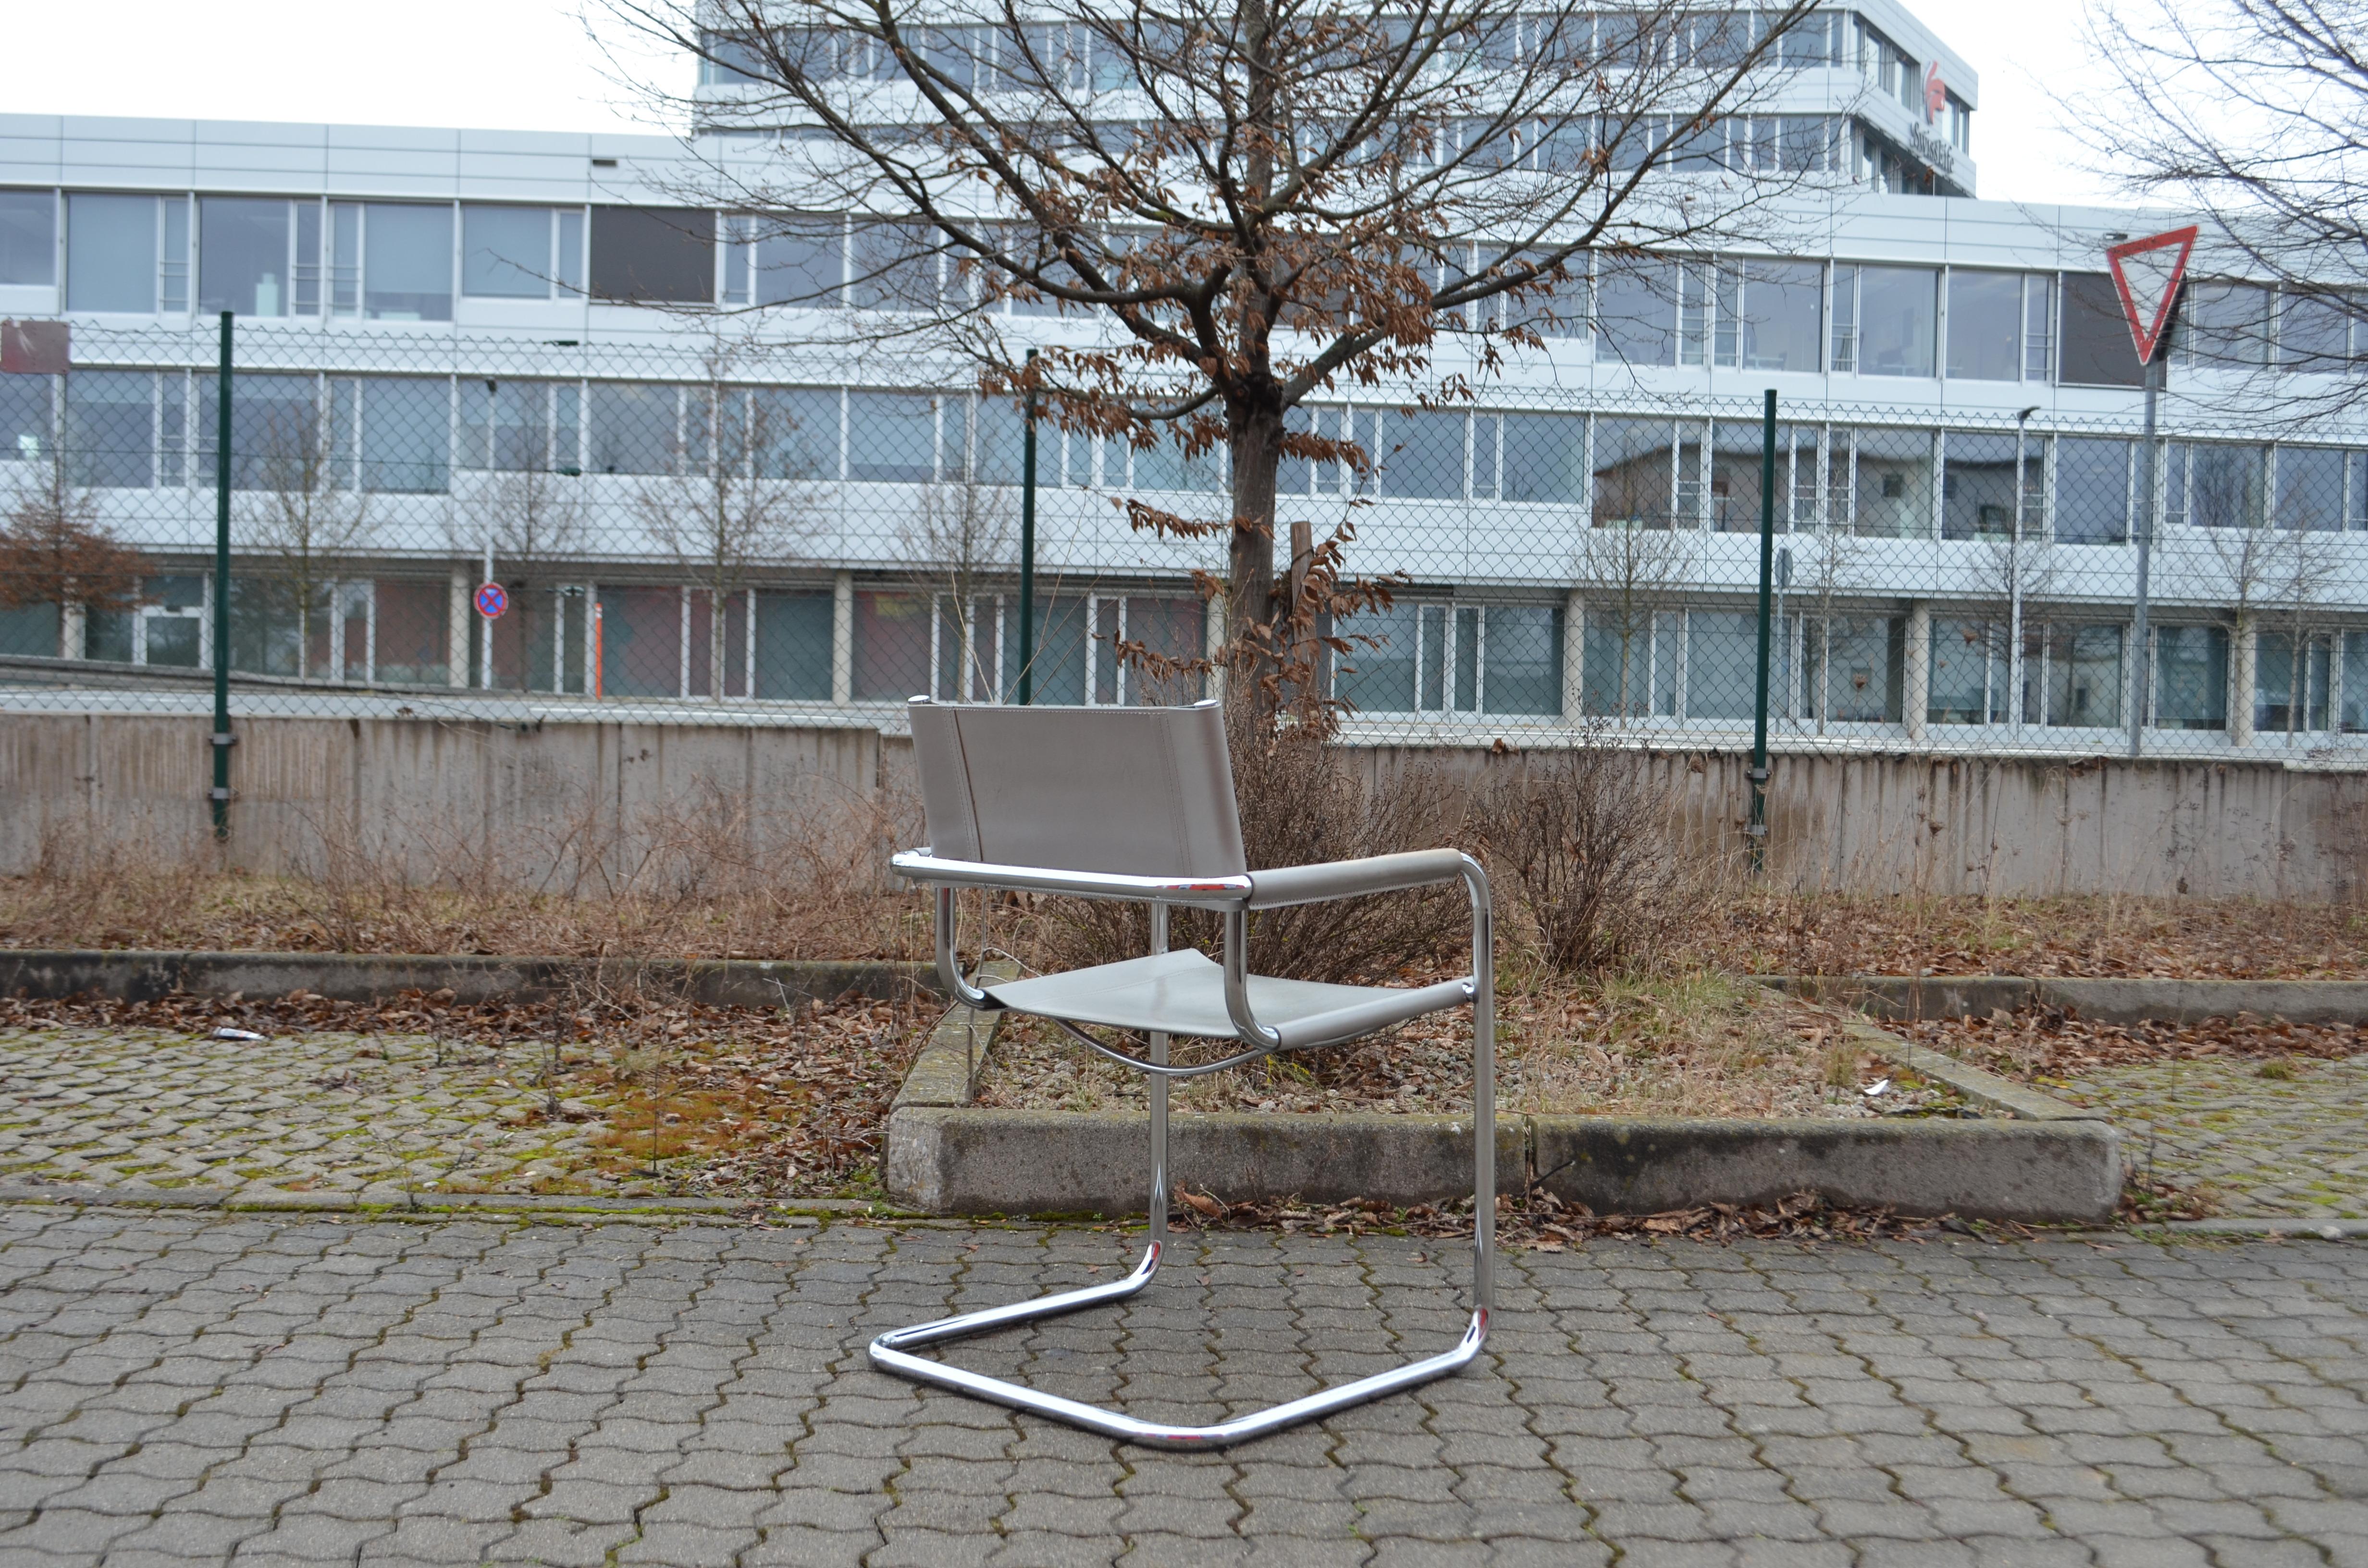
{"left": 2106, "top": 226, "right": 2198, "bottom": 365}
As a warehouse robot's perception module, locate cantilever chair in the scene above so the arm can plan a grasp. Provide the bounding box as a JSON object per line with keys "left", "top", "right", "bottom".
{"left": 872, "top": 696, "right": 1495, "bottom": 1450}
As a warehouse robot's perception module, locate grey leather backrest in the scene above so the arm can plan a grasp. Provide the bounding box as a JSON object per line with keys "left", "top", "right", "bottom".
{"left": 908, "top": 698, "right": 1247, "bottom": 878}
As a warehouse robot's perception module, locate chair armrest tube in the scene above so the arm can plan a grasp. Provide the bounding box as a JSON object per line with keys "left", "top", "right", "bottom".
{"left": 1245, "top": 849, "right": 1471, "bottom": 909}
{"left": 1270, "top": 978, "right": 1477, "bottom": 1052}
{"left": 892, "top": 851, "right": 1254, "bottom": 908}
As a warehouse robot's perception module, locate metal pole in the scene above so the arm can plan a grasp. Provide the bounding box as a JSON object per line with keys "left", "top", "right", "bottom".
{"left": 2130, "top": 354, "right": 2159, "bottom": 758}
{"left": 481, "top": 380, "right": 497, "bottom": 691}
{"left": 1017, "top": 350, "right": 1038, "bottom": 705}
{"left": 1749, "top": 389, "right": 1776, "bottom": 873}
{"left": 2010, "top": 406, "right": 2035, "bottom": 734}
{"left": 1147, "top": 901, "right": 1168, "bottom": 1246}
{"left": 210, "top": 311, "right": 234, "bottom": 842}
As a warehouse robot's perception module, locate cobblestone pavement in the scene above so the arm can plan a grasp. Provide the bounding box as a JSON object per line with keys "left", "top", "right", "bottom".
{"left": 0, "top": 1027, "right": 651, "bottom": 1201}
{"left": 2055, "top": 1055, "right": 2368, "bottom": 1220}
{"left": 2, "top": 1210, "right": 2366, "bottom": 1566}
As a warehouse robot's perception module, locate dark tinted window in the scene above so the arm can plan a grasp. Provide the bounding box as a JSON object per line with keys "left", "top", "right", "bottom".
{"left": 590, "top": 208, "right": 715, "bottom": 304}
{"left": 2060, "top": 271, "right": 2144, "bottom": 387}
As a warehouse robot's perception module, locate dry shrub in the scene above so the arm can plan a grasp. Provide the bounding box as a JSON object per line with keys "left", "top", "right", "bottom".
{"left": 1477, "top": 737, "right": 1691, "bottom": 977}
{"left": 0, "top": 776, "right": 931, "bottom": 964}
{"left": 1047, "top": 703, "right": 1473, "bottom": 983}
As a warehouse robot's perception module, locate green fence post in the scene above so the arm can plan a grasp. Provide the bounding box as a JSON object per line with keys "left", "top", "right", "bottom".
{"left": 210, "top": 310, "right": 234, "bottom": 842}
{"left": 1749, "top": 388, "right": 1776, "bottom": 874}
{"left": 1017, "top": 348, "right": 1038, "bottom": 705}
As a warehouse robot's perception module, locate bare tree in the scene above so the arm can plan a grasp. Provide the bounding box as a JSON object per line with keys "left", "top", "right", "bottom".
{"left": 0, "top": 443, "right": 143, "bottom": 657}
{"left": 2083, "top": 0, "right": 2368, "bottom": 411}
{"left": 1574, "top": 488, "right": 1693, "bottom": 730}
{"left": 241, "top": 398, "right": 369, "bottom": 679}
{"left": 482, "top": 463, "right": 589, "bottom": 685}
{"left": 1786, "top": 520, "right": 1870, "bottom": 736}
{"left": 605, "top": 0, "right": 1835, "bottom": 699}
{"left": 634, "top": 353, "right": 827, "bottom": 698}
{"left": 897, "top": 455, "right": 1018, "bottom": 699}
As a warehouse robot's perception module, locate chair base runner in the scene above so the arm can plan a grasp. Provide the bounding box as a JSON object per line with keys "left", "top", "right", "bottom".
{"left": 867, "top": 1240, "right": 1491, "bottom": 1450}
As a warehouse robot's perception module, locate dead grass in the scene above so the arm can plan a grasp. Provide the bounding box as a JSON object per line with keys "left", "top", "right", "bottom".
{"left": 1676, "top": 889, "right": 2368, "bottom": 980}
{"left": 973, "top": 966, "right": 1933, "bottom": 1121}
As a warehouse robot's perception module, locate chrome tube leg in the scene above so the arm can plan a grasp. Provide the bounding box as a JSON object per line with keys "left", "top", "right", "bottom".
{"left": 1463, "top": 856, "right": 1495, "bottom": 1314}
{"left": 1148, "top": 901, "right": 1169, "bottom": 1245}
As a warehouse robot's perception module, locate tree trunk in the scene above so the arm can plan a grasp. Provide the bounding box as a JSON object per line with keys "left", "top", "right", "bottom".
{"left": 1226, "top": 396, "right": 1283, "bottom": 685}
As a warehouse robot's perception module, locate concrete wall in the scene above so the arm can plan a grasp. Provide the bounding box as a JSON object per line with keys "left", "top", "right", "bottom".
{"left": 8, "top": 711, "right": 2368, "bottom": 900}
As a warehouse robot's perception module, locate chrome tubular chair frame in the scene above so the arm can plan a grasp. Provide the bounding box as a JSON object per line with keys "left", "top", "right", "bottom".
{"left": 869, "top": 854, "right": 1495, "bottom": 1451}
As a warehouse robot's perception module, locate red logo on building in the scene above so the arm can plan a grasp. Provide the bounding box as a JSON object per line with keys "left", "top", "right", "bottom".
{"left": 1924, "top": 63, "right": 1946, "bottom": 122}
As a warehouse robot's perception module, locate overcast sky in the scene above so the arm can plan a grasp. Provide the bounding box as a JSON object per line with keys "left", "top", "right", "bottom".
{"left": 13, "top": 0, "right": 2129, "bottom": 209}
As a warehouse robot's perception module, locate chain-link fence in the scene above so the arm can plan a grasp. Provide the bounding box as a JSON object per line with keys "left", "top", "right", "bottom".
{"left": 5, "top": 318, "right": 2367, "bottom": 764}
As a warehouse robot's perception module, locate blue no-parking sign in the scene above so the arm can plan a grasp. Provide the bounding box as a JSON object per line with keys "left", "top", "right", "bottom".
{"left": 474, "top": 582, "right": 508, "bottom": 619}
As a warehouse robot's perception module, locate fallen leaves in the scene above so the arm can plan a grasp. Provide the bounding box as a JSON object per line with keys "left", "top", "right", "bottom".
{"left": 1899, "top": 1005, "right": 2365, "bottom": 1079}
{"left": 1159, "top": 1185, "right": 1952, "bottom": 1247}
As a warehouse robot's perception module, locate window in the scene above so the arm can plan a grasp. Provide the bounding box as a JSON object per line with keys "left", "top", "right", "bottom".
{"left": 463, "top": 206, "right": 575, "bottom": 299}
{"left": 1593, "top": 257, "right": 1678, "bottom": 368}
{"left": 1129, "top": 432, "right": 1225, "bottom": 493}
{"left": 1378, "top": 409, "right": 1466, "bottom": 499}
{"left": 2035, "top": 625, "right": 2124, "bottom": 728}
{"left": 1335, "top": 601, "right": 1562, "bottom": 715}
{"left": 590, "top": 207, "right": 716, "bottom": 304}
{"left": 2279, "top": 289, "right": 2354, "bottom": 373}
{"left": 1581, "top": 611, "right": 1676, "bottom": 720}
{"left": 2179, "top": 280, "right": 2271, "bottom": 369}
{"left": 1803, "top": 616, "right": 1904, "bottom": 724}
{"left": 1591, "top": 418, "right": 1679, "bottom": 527}
{"left": 2273, "top": 446, "right": 2348, "bottom": 532}
{"left": 751, "top": 387, "right": 839, "bottom": 480}
{"left": 846, "top": 391, "right": 937, "bottom": 481}
{"left": 597, "top": 586, "right": 683, "bottom": 697}
{"left": 1685, "top": 610, "right": 1757, "bottom": 720}
{"left": 1500, "top": 413, "right": 1584, "bottom": 503}
{"left": 2255, "top": 631, "right": 2331, "bottom": 735}
{"left": 1946, "top": 270, "right": 2023, "bottom": 381}
{"left": 198, "top": 198, "right": 308, "bottom": 318}
{"left": 68, "top": 193, "right": 179, "bottom": 313}
{"left": 200, "top": 371, "right": 328, "bottom": 491}
{"left": 1927, "top": 619, "right": 2004, "bottom": 725}
{"left": 459, "top": 380, "right": 579, "bottom": 471}
{"left": 2344, "top": 635, "right": 2368, "bottom": 733}
{"left": 87, "top": 576, "right": 205, "bottom": 668}
{"left": 2059, "top": 272, "right": 2144, "bottom": 387}
{"left": 2150, "top": 625, "right": 2227, "bottom": 730}
{"left": 1939, "top": 433, "right": 2039, "bottom": 541}
{"left": 590, "top": 383, "right": 681, "bottom": 475}
{"left": 1839, "top": 264, "right": 1937, "bottom": 377}
{"left": 1004, "top": 595, "right": 1092, "bottom": 703}
{"left": 754, "top": 591, "right": 834, "bottom": 699}
{"left": 0, "top": 375, "right": 49, "bottom": 463}
{"left": 356, "top": 204, "right": 453, "bottom": 321}
{"left": 1707, "top": 421, "right": 1763, "bottom": 533}
{"left": 0, "top": 191, "right": 55, "bottom": 285}
{"left": 2055, "top": 438, "right": 2132, "bottom": 544}
{"left": 1831, "top": 428, "right": 1932, "bottom": 538}
{"left": 1724, "top": 259, "right": 1823, "bottom": 373}
{"left": 848, "top": 221, "right": 939, "bottom": 310}
{"left": 62, "top": 371, "right": 154, "bottom": 489}
{"left": 2167, "top": 443, "right": 2264, "bottom": 530}
{"left": 358, "top": 379, "right": 450, "bottom": 493}
{"left": 755, "top": 219, "right": 842, "bottom": 307}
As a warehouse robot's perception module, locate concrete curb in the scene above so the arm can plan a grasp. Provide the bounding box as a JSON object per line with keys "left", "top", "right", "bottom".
{"left": 1771, "top": 974, "right": 2368, "bottom": 1026}
{"left": 887, "top": 1106, "right": 2121, "bottom": 1224}
{"left": 0, "top": 1181, "right": 917, "bottom": 1222}
{"left": 2158, "top": 1217, "right": 2368, "bottom": 1241}
{"left": 1530, "top": 1117, "right": 2121, "bottom": 1223}
{"left": 884, "top": 966, "right": 2124, "bottom": 1224}
{"left": 0, "top": 950, "right": 936, "bottom": 1009}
